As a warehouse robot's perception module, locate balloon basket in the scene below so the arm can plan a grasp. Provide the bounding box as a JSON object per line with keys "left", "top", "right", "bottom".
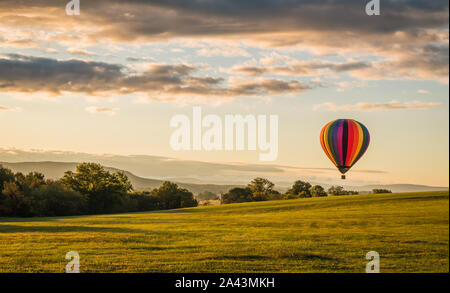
{"left": 341, "top": 175, "right": 346, "bottom": 180}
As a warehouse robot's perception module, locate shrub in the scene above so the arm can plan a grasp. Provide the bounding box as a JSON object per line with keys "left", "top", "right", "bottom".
{"left": 1, "top": 181, "right": 30, "bottom": 217}
{"left": 221, "top": 187, "right": 253, "bottom": 204}
{"left": 267, "top": 190, "right": 284, "bottom": 200}
{"left": 27, "top": 183, "right": 87, "bottom": 217}
{"left": 128, "top": 192, "right": 162, "bottom": 211}
{"left": 285, "top": 180, "right": 312, "bottom": 199}
{"left": 372, "top": 189, "right": 392, "bottom": 194}
{"left": 328, "top": 186, "right": 359, "bottom": 196}
{"left": 0, "top": 165, "right": 15, "bottom": 191}
{"left": 310, "top": 185, "right": 327, "bottom": 197}
{"left": 152, "top": 181, "right": 197, "bottom": 209}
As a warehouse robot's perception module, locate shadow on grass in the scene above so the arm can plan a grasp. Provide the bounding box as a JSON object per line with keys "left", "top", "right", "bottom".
{"left": 0, "top": 224, "right": 151, "bottom": 234}
{"left": 155, "top": 209, "right": 205, "bottom": 214}
{"left": 0, "top": 207, "right": 204, "bottom": 222}
{"left": 201, "top": 252, "right": 337, "bottom": 262}
{"left": 200, "top": 255, "right": 271, "bottom": 261}
{"left": 276, "top": 252, "right": 338, "bottom": 261}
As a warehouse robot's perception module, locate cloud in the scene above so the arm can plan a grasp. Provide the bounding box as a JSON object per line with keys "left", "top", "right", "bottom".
{"left": 0, "top": 105, "right": 21, "bottom": 112}
{"left": 1, "top": 0, "right": 445, "bottom": 40}
{"left": 336, "top": 81, "right": 369, "bottom": 92}
{"left": 85, "top": 106, "right": 118, "bottom": 116}
{"left": 313, "top": 100, "right": 442, "bottom": 112}
{"left": 0, "top": 54, "right": 315, "bottom": 100}
{"left": 0, "top": 1, "right": 447, "bottom": 55}
{"left": 67, "top": 48, "right": 96, "bottom": 56}
{"left": 231, "top": 42, "right": 449, "bottom": 81}
{"left": 0, "top": 1, "right": 447, "bottom": 83}
{"left": 126, "top": 57, "right": 156, "bottom": 62}
{"left": 197, "top": 46, "right": 249, "bottom": 57}
{"left": 0, "top": 54, "right": 125, "bottom": 95}
{"left": 348, "top": 43, "right": 449, "bottom": 81}
{"left": 231, "top": 60, "right": 372, "bottom": 76}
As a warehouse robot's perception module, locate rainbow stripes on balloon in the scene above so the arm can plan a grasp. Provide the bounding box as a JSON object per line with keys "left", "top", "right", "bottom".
{"left": 320, "top": 119, "right": 370, "bottom": 179}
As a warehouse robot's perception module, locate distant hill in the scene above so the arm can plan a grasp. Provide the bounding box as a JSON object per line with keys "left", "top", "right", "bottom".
{"left": 0, "top": 148, "right": 398, "bottom": 187}
{"left": 346, "top": 184, "right": 449, "bottom": 193}
{"left": 0, "top": 161, "right": 240, "bottom": 195}
{"left": 2, "top": 161, "right": 448, "bottom": 194}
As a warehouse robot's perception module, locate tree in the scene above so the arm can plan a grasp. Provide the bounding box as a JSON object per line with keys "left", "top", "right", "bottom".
{"left": 196, "top": 191, "right": 219, "bottom": 201}
{"left": 372, "top": 189, "right": 392, "bottom": 194}
{"left": 328, "top": 186, "right": 359, "bottom": 196}
{"left": 327, "top": 186, "right": 345, "bottom": 195}
{"left": 267, "top": 190, "right": 283, "bottom": 200}
{"left": 221, "top": 187, "right": 253, "bottom": 204}
{"left": 1, "top": 181, "right": 31, "bottom": 216}
{"left": 285, "top": 180, "right": 312, "bottom": 199}
{"left": 248, "top": 177, "right": 274, "bottom": 193}
{"left": 14, "top": 172, "right": 46, "bottom": 195}
{"left": 0, "top": 165, "right": 15, "bottom": 192}
{"left": 61, "top": 163, "right": 133, "bottom": 213}
{"left": 0, "top": 168, "right": 46, "bottom": 216}
{"left": 152, "top": 181, "right": 197, "bottom": 209}
{"left": 27, "top": 183, "right": 87, "bottom": 217}
{"left": 247, "top": 177, "right": 277, "bottom": 201}
{"left": 127, "top": 191, "right": 162, "bottom": 211}
{"left": 1, "top": 163, "right": 205, "bottom": 217}
{"left": 310, "top": 185, "right": 327, "bottom": 197}
{"left": 61, "top": 163, "right": 132, "bottom": 195}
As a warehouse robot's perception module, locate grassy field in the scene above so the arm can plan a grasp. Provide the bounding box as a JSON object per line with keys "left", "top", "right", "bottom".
{"left": 0, "top": 191, "right": 448, "bottom": 273}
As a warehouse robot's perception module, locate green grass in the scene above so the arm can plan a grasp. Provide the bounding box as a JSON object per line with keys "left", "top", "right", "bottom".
{"left": 0, "top": 191, "right": 448, "bottom": 273}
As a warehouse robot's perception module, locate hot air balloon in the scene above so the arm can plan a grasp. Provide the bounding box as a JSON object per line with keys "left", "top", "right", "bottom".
{"left": 320, "top": 119, "right": 370, "bottom": 179}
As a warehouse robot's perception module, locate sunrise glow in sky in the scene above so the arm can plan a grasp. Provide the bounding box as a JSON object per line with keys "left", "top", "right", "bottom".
{"left": 0, "top": 1, "right": 448, "bottom": 186}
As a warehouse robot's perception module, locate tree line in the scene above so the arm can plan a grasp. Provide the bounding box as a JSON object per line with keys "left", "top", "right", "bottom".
{"left": 1, "top": 163, "right": 392, "bottom": 217}
{"left": 220, "top": 177, "right": 362, "bottom": 204}
{"left": 0, "top": 163, "right": 197, "bottom": 217}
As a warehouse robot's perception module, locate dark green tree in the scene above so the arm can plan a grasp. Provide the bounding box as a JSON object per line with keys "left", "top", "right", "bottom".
{"left": 14, "top": 172, "right": 46, "bottom": 195}
{"left": 1, "top": 181, "right": 31, "bottom": 216}
{"left": 285, "top": 180, "right": 312, "bottom": 199}
{"left": 267, "top": 190, "right": 283, "bottom": 200}
{"left": 152, "top": 181, "right": 197, "bottom": 209}
{"left": 27, "top": 183, "right": 87, "bottom": 216}
{"left": 221, "top": 187, "right": 253, "bottom": 204}
{"left": 327, "top": 186, "right": 345, "bottom": 195}
{"left": 310, "top": 185, "right": 327, "bottom": 197}
{"left": 372, "top": 189, "right": 392, "bottom": 194}
{"left": 61, "top": 163, "right": 133, "bottom": 213}
{"left": 328, "top": 186, "right": 359, "bottom": 196}
{"left": 0, "top": 165, "right": 15, "bottom": 192}
{"left": 247, "top": 177, "right": 276, "bottom": 201}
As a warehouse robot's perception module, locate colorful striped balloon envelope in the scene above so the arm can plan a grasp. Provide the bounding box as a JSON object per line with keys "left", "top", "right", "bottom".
{"left": 320, "top": 119, "right": 370, "bottom": 179}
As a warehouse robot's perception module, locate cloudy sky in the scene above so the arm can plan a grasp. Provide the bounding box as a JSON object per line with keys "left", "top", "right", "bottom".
{"left": 0, "top": 0, "right": 448, "bottom": 186}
